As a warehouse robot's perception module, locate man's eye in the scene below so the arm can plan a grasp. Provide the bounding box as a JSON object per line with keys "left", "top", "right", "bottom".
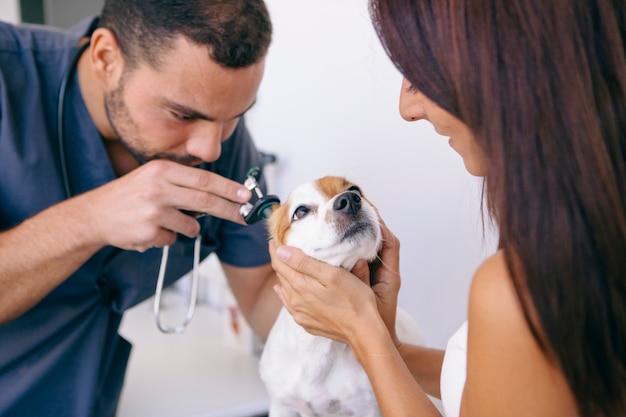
{"left": 171, "top": 112, "right": 194, "bottom": 122}
{"left": 292, "top": 206, "right": 310, "bottom": 221}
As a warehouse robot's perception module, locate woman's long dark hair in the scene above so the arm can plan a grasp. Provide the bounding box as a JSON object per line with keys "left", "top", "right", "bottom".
{"left": 370, "top": 0, "right": 626, "bottom": 415}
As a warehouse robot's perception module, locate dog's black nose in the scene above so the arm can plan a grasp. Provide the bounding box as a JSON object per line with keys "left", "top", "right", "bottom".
{"left": 333, "top": 191, "right": 361, "bottom": 216}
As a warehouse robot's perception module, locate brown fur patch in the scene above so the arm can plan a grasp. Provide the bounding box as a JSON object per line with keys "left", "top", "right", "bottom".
{"left": 267, "top": 202, "right": 290, "bottom": 245}
{"left": 316, "top": 176, "right": 354, "bottom": 199}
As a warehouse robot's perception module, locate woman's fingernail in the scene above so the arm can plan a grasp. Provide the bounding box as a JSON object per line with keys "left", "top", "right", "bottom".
{"left": 276, "top": 246, "right": 293, "bottom": 262}
{"left": 273, "top": 284, "right": 281, "bottom": 294}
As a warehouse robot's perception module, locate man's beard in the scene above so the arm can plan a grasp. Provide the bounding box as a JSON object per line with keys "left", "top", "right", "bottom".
{"left": 104, "top": 75, "right": 200, "bottom": 166}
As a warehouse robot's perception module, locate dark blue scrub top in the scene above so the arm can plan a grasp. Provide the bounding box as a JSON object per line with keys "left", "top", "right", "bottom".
{"left": 0, "top": 18, "right": 271, "bottom": 417}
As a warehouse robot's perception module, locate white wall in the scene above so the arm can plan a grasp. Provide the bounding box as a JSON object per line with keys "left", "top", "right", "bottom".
{"left": 0, "top": 0, "right": 20, "bottom": 23}
{"left": 247, "top": 0, "right": 498, "bottom": 348}
{"left": 44, "top": 0, "right": 102, "bottom": 29}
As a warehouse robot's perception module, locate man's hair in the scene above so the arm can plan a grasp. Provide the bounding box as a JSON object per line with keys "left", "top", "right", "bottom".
{"left": 99, "top": 0, "right": 272, "bottom": 69}
{"left": 370, "top": 0, "right": 626, "bottom": 416}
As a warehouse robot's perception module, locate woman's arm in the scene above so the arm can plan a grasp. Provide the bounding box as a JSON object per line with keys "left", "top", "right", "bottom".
{"left": 460, "top": 251, "right": 578, "bottom": 416}
{"left": 350, "top": 313, "right": 443, "bottom": 417}
{"left": 397, "top": 343, "right": 445, "bottom": 398}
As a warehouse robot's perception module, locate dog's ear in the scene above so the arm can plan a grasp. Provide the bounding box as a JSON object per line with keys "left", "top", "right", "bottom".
{"left": 266, "top": 202, "right": 290, "bottom": 246}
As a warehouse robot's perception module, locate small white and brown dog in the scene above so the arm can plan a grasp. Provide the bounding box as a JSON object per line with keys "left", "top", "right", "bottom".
{"left": 260, "top": 176, "right": 422, "bottom": 417}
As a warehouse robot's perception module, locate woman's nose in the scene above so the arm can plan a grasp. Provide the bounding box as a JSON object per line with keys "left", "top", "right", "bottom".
{"left": 399, "top": 78, "right": 426, "bottom": 122}
{"left": 186, "top": 122, "right": 224, "bottom": 163}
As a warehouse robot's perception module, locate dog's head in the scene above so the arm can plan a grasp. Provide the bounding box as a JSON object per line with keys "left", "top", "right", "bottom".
{"left": 268, "top": 176, "right": 382, "bottom": 269}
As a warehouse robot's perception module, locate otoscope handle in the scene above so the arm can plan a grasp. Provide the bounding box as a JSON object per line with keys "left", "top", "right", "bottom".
{"left": 239, "top": 166, "right": 281, "bottom": 224}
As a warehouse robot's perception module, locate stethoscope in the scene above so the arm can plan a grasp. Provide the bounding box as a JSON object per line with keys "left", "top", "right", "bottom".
{"left": 57, "top": 39, "right": 91, "bottom": 199}
{"left": 153, "top": 169, "right": 278, "bottom": 333}
{"left": 57, "top": 42, "right": 279, "bottom": 333}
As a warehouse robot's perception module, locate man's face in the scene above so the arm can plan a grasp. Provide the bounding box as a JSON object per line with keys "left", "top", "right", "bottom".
{"left": 104, "top": 36, "right": 265, "bottom": 166}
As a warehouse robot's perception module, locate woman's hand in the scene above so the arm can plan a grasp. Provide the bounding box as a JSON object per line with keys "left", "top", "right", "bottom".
{"left": 368, "top": 222, "right": 402, "bottom": 346}
{"left": 269, "top": 221, "right": 402, "bottom": 347}
{"left": 270, "top": 239, "right": 378, "bottom": 345}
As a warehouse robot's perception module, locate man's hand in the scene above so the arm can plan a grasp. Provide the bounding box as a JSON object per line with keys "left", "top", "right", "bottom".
{"left": 0, "top": 160, "right": 253, "bottom": 323}
{"left": 84, "top": 159, "right": 252, "bottom": 251}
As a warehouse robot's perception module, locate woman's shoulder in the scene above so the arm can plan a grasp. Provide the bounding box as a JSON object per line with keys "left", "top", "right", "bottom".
{"left": 469, "top": 251, "right": 515, "bottom": 315}
{"left": 461, "top": 250, "right": 578, "bottom": 416}
{"left": 467, "top": 250, "right": 529, "bottom": 358}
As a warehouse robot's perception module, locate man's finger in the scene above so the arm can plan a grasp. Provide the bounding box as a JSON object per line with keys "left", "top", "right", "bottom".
{"left": 171, "top": 162, "right": 251, "bottom": 203}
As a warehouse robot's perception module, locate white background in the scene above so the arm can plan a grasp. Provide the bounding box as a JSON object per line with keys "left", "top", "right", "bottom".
{"left": 248, "top": 0, "right": 498, "bottom": 348}
{"left": 1, "top": 0, "right": 498, "bottom": 348}
{"left": 0, "top": 1, "right": 19, "bottom": 24}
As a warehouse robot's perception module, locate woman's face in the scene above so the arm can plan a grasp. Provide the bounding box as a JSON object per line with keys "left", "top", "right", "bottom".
{"left": 399, "top": 78, "right": 487, "bottom": 176}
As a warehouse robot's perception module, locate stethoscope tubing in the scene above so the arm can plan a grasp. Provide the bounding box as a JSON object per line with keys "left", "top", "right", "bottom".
{"left": 57, "top": 40, "right": 91, "bottom": 198}
{"left": 153, "top": 235, "right": 202, "bottom": 334}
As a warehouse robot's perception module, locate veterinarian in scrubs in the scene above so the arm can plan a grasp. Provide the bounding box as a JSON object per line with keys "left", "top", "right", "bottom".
{"left": 0, "top": 1, "right": 281, "bottom": 416}
{"left": 270, "top": 0, "right": 626, "bottom": 416}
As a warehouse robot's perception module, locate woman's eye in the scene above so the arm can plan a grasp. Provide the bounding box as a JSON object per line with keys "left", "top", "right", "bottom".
{"left": 406, "top": 83, "right": 420, "bottom": 94}
{"left": 292, "top": 206, "right": 310, "bottom": 221}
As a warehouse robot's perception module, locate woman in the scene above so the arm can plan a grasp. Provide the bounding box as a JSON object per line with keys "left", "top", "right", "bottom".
{"left": 269, "top": 0, "right": 626, "bottom": 416}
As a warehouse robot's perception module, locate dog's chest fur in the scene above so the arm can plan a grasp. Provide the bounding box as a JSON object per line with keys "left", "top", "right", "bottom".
{"left": 260, "top": 309, "right": 379, "bottom": 416}
{"left": 260, "top": 177, "right": 382, "bottom": 417}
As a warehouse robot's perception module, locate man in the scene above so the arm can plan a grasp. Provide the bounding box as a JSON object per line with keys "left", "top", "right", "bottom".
{"left": 0, "top": 1, "right": 281, "bottom": 415}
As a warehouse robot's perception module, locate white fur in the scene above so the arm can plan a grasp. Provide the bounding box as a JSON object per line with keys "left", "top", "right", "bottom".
{"left": 260, "top": 179, "right": 421, "bottom": 417}
{"left": 280, "top": 181, "right": 382, "bottom": 270}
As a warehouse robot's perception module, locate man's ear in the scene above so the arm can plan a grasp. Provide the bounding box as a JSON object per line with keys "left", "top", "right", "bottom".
{"left": 88, "top": 27, "right": 125, "bottom": 85}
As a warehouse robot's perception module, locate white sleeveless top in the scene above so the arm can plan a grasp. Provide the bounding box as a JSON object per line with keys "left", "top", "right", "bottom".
{"left": 440, "top": 321, "right": 468, "bottom": 417}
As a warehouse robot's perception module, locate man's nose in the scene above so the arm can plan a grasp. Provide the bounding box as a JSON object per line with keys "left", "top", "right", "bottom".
{"left": 186, "top": 122, "right": 224, "bottom": 162}
{"left": 399, "top": 77, "right": 427, "bottom": 122}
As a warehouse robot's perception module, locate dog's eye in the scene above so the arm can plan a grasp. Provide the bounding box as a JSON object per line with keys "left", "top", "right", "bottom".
{"left": 347, "top": 185, "right": 362, "bottom": 195}
{"left": 292, "top": 206, "right": 310, "bottom": 221}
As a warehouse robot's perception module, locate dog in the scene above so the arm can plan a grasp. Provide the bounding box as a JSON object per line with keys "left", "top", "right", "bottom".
{"left": 260, "top": 176, "right": 422, "bottom": 417}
